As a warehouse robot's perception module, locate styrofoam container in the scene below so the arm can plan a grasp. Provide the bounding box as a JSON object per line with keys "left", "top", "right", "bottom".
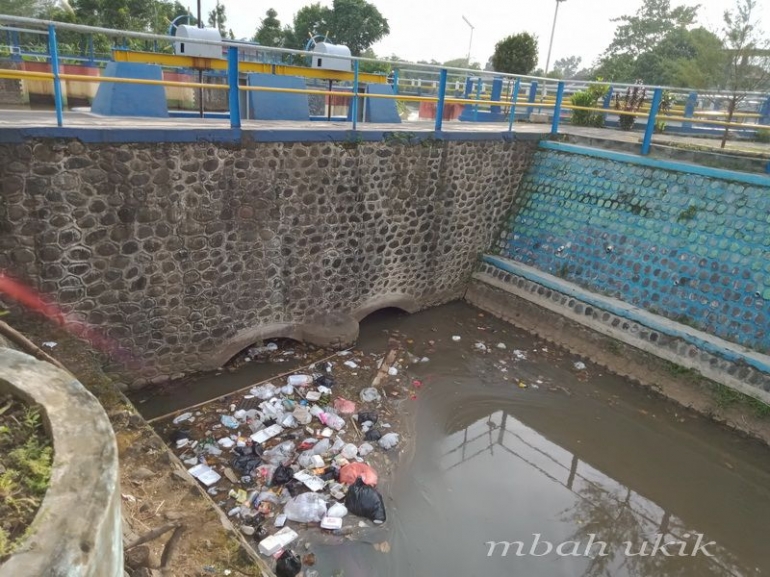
{"left": 250, "top": 424, "right": 284, "bottom": 444}
{"left": 287, "top": 374, "right": 312, "bottom": 387}
{"left": 258, "top": 527, "right": 298, "bottom": 556}
{"left": 320, "top": 516, "right": 343, "bottom": 530}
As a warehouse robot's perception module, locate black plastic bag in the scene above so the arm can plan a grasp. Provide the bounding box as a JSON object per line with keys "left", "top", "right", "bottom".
{"left": 345, "top": 477, "right": 386, "bottom": 524}
{"left": 168, "top": 430, "right": 190, "bottom": 444}
{"left": 232, "top": 455, "right": 261, "bottom": 475}
{"left": 285, "top": 479, "right": 305, "bottom": 497}
{"left": 364, "top": 428, "right": 382, "bottom": 442}
{"left": 275, "top": 550, "right": 302, "bottom": 577}
{"left": 272, "top": 463, "right": 294, "bottom": 486}
{"left": 314, "top": 374, "right": 335, "bottom": 388}
{"left": 358, "top": 411, "right": 378, "bottom": 425}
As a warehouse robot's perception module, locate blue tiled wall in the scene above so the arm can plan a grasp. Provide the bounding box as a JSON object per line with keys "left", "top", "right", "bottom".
{"left": 496, "top": 147, "right": 770, "bottom": 352}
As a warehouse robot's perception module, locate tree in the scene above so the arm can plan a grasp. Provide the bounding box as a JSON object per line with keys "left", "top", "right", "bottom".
{"left": 490, "top": 33, "right": 538, "bottom": 75}
{"left": 719, "top": 0, "right": 770, "bottom": 147}
{"left": 290, "top": 2, "right": 330, "bottom": 49}
{"left": 553, "top": 55, "right": 582, "bottom": 79}
{"left": 633, "top": 27, "right": 725, "bottom": 86}
{"left": 328, "top": 0, "right": 389, "bottom": 56}
{"left": 604, "top": 0, "right": 699, "bottom": 59}
{"left": 442, "top": 57, "right": 480, "bottom": 70}
{"left": 253, "top": 8, "right": 285, "bottom": 47}
{"left": 285, "top": 0, "right": 389, "bottom": 56}
{"left": 0, "top": 0, "right": 44, "bottom": 16}
{"left": 207, "top": 2, "right": 230, "bottom": 37}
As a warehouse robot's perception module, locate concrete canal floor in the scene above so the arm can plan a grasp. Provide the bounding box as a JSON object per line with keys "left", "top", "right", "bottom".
{"left": 132, "top": 301, "right": 770, "bottom": 577}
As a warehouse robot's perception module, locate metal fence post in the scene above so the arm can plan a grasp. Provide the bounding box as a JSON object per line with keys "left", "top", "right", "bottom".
{"left": 352, "top": 59, "right": 360, "bottom": 130}
{"left": 392, "top": 68, "right": 399, "bottom": 95}
{"left": 527, "top": 81, "right": 538, "bottom": 119}
{"left": 641, "top": 87, "right": 663, "bottom": 156}
{"left": 551, "top": 81, "right": 565, "bottom": 135}
{"left": 508, "top": 78, "right": 521, "bottom": 132}
{"left": 435, "top": 68, "right": 447, "bottom": 132}
{"left": 602, "top": 86, "right": 614, "bottom": 124}
{"left": 227, "top": 46, "right": 241, "bottom": 129}
{"left": 48, "top": 24, "right": 63, "bottom": 127}
{"left": 683, "top": 91, "right": 697, "bottom": 129}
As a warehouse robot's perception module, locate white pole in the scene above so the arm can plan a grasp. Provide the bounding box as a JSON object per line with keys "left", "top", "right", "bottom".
{"left": 543, "top": 0, "right": 565, "bottom": 98}
{"left": 462, "top": 15, "right": 474, "bottom": 66}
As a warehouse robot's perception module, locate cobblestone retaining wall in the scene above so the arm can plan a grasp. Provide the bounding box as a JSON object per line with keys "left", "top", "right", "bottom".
{"left": 0, "top": 138, "right": 536, "bottom": 386}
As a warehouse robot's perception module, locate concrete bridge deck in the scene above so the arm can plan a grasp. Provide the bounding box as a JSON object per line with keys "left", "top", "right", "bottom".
{"left": 1, "top": 109, "right": 769, "bottom": 161}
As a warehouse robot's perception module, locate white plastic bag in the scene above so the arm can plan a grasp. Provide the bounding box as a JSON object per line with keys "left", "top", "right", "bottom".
{"left": 327, "top": 503, "right": 348, "bottom": 518}
{"left": 378, "top": 433, "right": 399, "bottom": 450}
{"left": 360, "top": 388, "right": 382, "bottom": 403}
{"left": 340, "top": 443, "right": 358, "bottom": 460}
{"left": 312, "top": 438, "right": 331, "bottom": 456}
{"left": 251, "top": 383, "right": 279, "bottom": 400}
{"left": 358, "top": 442, "right": 374, "bottom": 457}
{"left": 284, "top": 492, "right": 327, "bottom": 523}
{"left": 293, "top": 406, "right": 312, "bottom": 425}
{"left": 262, "top": 441, "right": 296, "bottom": 464}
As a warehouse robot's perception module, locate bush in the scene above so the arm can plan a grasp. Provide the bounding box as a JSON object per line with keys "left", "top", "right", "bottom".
{"left": 570, "top": 83, "right": 609, "bottom": 127}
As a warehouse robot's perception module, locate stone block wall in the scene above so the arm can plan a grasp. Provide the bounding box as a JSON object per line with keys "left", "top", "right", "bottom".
{"left": 0, "top": 137, "right": 536, "bottom": 386}
{"left": 495, "top": 145, "right": 770, "bottom": 353}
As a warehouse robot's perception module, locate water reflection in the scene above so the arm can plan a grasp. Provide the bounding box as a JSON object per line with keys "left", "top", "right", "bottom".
{"left": 442, "top": 409, "right": 759, "bottom": 576}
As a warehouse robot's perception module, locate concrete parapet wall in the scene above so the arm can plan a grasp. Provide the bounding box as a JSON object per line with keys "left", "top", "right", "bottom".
{"left": 0, "top": 137, "right": 537, "bottom": 386}
{"left": 0, "top": 348, "right": 122, "bottom": 577}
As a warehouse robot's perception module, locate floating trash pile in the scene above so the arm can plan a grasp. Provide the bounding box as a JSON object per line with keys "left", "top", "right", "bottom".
{"left": 157, "top": 349, "right": 412, "bottom": 577}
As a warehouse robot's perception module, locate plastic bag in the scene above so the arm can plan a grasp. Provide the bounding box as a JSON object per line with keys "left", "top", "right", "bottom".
{"left": 339, "top": 462, "right": 378, "bottom": 486}
{"left": 333, "top": 397, "right": 356, "bottom": 415}
{"left": 293, "top": 406, "right": 312, "bottom": 425}
{"left": 314, "top": 374, "right": 335, "bottom": 388}
{"left": 275, "top": 550, "right": 302, "bottom": 577}
{"left": 358, "top": 442, "right": 374, "bottom": 457}
{"left": 284, "top": 492, "right": 327, "bottom": 523}
{"left": 327, "top": 503, "right": 348, "bottom": 518}
{"left": 232, "top": 455, "right": 261, "bottom": 475}
{"left": 272, "top": 464, "right": 294, "bottom": 486}
{"left": 357, "top": 411, "right": 378, "bottom": 425}
{"left": 298, "top": 450, "right": 316, "bottom": 469}
{"left": 364, "top": 428, "right": 382, "bottom": 442}
{"left": 262, "top": 441, "right": 296, "bottom": 464}
{"left": 360, "top": 388, "right": 381, "bottom": 403}
{"left": 251, "top": 383, "right": 279, "bottom": 400}
{"left": 345, "top": 478, "right": 386, "bottom": 523}
{"left": 311, "top": 438, "right": 331, "bottom": 456}
{"left": 319, "top": 412, "right": 346, "bottom": 431}
{"left": 378, "top": 433, "right": 399, "bottom": 450}
{"left": 220, "top": 415, "right": 239, "bottom": 429}
{"left": 340, "top": 443, "right": 358, "bottom": 460}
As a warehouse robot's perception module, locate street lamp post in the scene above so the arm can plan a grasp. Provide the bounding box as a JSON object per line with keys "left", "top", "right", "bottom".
{"left": 544, "top": 0, "right": 566, "bottom": 78}
{"left": 462, "top": 15, "right": 474, "bottom": 67}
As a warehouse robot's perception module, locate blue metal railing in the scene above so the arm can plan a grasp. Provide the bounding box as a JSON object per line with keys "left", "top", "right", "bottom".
{"left": 1, "top": 14, "right": 769, "bottom": 159}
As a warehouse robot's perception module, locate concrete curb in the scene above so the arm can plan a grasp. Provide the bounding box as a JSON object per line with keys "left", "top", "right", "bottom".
{"left": 0, "top": 347, "right": 122, "bottom": 577}
{"left": 472, "top": 259, "right": 770, "bottom": 405}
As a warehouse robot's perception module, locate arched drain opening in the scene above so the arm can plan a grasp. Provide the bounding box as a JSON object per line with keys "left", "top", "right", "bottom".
{"left": 224, "top": 337, "right": 310, "bottom": 372}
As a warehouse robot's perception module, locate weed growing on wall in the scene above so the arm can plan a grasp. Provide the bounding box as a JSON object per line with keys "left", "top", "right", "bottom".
{"left": 0, "top": 396, "right": 53, "bottom": 561}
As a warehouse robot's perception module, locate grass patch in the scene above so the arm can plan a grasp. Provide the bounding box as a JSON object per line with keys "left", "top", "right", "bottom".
{"left": 0, "top": 395, "right": 53, "bottom": 562}
{"left": 710, "top": 383, "right": 770, "bottom": 418}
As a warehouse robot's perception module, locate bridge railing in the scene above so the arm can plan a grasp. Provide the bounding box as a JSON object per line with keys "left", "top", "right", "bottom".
{"left": 0, "top": 14, "right": 768, "bottom": 156}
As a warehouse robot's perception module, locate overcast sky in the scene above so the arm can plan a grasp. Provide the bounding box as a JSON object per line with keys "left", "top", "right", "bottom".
{"left": 201, "top": 0, "right": 767, "bottom": 70}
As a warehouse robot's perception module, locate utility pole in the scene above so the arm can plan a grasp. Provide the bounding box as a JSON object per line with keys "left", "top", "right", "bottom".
{"left": 462, "top": 15, "right": 475, "bottom": 67}
{"left": 543, "top": 0, "right": 566, "bottom": 98}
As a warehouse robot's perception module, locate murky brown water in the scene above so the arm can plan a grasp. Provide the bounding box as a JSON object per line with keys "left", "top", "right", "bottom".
{"left": 135, "top": 302, "right": 770, "bottom": 576}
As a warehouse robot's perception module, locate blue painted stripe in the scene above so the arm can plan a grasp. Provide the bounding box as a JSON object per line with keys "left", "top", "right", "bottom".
{"left": 482, "top": 255, "right": 770, "bottom": 375}
{"left": 540, "top": 141, "right": 770, "bottom": 187}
